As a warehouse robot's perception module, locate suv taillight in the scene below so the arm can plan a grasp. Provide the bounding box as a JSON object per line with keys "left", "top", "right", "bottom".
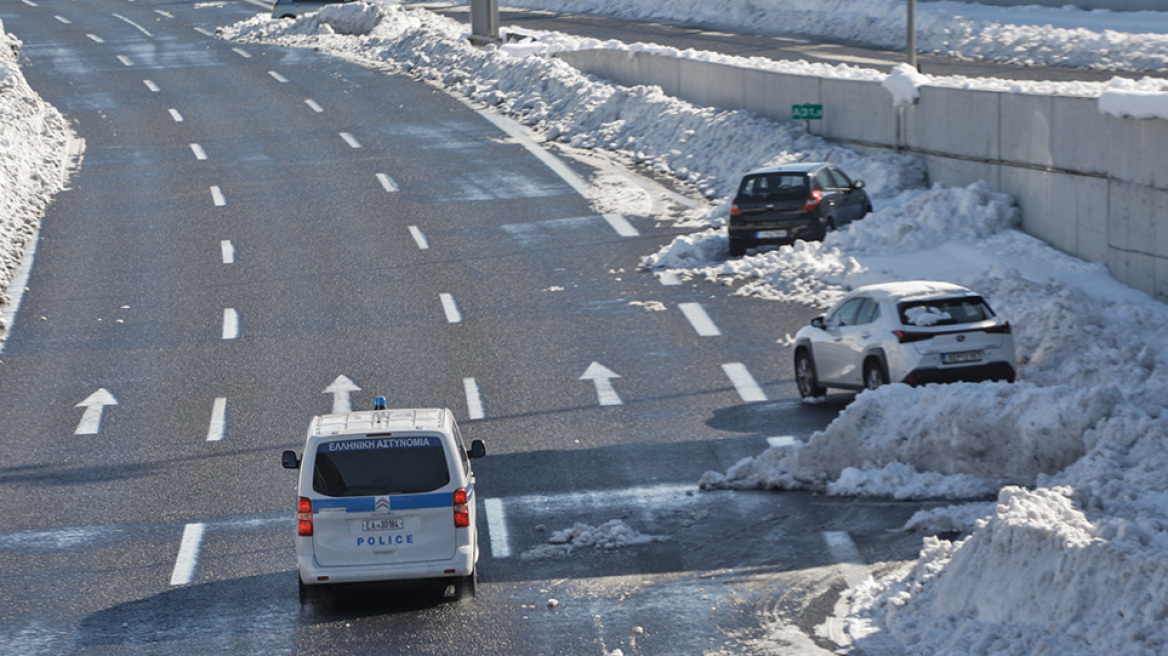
{"left": 984, "top": 322, "right": 1012, "bottom": 334}
{"left": 297, "top": 497, "right": 313, "bottom": 537}
{"left": 729, "top": 201, "right": 741, "bottom": 218}
{"left": 801, "top": 190, "right": 822, "bottom": 212}
{"left": 893, "top": 330, "right": 932, "bottom": 344}
{"left": 453, "top": 488, "right": 470, "bottom": 528}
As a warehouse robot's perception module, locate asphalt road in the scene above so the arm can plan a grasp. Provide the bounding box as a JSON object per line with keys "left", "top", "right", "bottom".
{"left": 0, "top": 2, "right": 931, "bottom": 654}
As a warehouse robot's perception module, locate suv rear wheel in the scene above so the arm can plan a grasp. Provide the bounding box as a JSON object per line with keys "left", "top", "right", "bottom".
{"left": 863, "top": 358, "right": 888, "bottom": 391}
{"left": 795, "top": 350, "right": 826, "bottom": 398}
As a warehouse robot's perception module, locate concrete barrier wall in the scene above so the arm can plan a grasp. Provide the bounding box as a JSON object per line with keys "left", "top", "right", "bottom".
{"left": 556, "top": 49, "right": 1168, "bottom": 301}
{"left": 922, "top": 0, "right": 1161, "bottom": 9}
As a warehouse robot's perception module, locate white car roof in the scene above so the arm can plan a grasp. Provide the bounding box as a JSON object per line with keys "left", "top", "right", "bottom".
{"left": 849, "top": 280, "right": 977, "bottom": 303}
{"left": 310, "top": 408, "right": 449, "bottom": 438}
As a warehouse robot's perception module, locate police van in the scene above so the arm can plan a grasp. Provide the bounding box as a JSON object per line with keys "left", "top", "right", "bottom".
{"left": 282, "top": 400, "right": 486, "bottom": 601}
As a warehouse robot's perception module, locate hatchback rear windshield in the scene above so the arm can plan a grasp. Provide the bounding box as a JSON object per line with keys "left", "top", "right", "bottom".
{"left": 738, "top": 173, "right": 808, "bottom": 200}
{"left": 897, "top": 296, "right": 995, "bottom": 327}
{"left": 312, "top": 436, "right": 450, "bottom": 497}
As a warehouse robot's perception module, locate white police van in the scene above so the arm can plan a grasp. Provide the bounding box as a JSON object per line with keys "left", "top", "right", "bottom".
{"left": 282, "top": 399, "right": 486, "bottom": 602}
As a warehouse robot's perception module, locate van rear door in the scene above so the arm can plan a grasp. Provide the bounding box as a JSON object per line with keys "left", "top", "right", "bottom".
{"left": 309, "top": 435, "right": 457, "bottom": 567}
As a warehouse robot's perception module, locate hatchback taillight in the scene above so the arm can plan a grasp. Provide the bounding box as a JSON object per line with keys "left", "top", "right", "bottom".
{"left": 453, "top": 488, "right": 470, "bottom": 528}
{"left": 729, "top": 201, "right": 741, "bottom": 218}
{"left": 801, "top": 190, "right": 822, "bottom": 212}
{"left": 297, "top": 497, "right": 313, "bottom": 537}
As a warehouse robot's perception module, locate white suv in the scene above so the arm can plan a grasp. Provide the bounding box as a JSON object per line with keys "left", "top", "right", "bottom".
{"left": 282, "top": 404, "right": 486, "bottom": 602}
{"left": 793, "top": 281, "right": 1016, "bottom": 398}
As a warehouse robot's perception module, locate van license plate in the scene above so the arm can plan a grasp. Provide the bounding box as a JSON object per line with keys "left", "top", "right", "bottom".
{"left": 362, "top": 518, "right": 404, "bottom": 532}
{"left": 942, "top": 351, "right": 983, "bottom": 364}
{"left": 757, "top": 229, "right": 788, "bottom": 238}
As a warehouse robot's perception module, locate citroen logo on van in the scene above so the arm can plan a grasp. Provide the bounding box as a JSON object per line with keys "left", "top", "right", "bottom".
{"left": 375, "top": 498, "right": 392, "bottom": 513}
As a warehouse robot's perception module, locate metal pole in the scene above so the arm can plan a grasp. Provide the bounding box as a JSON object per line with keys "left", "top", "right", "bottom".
{"left": 907, "top": 0, "right": 918, "bottom": 71}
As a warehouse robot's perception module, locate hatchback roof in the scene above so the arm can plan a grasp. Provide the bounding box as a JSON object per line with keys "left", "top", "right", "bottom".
{"left": 848, "top": 280, "right": 977, "bottom": 304}
{"left": 743, "top": 162, "right": 830, "bottom": 176}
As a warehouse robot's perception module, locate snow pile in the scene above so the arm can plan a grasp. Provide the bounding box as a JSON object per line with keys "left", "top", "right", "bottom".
{"left": 1098, "top": 77, "right": 1168, "bottom": 120}
{"left": 493, "top": 0, "right": 1168, "bottom": 73}
{"left": 521, "top": 520, "right": 669, "bottom": 559}
{"left": 882, "top": 63, "right": 928, "bottom": 107}
{"left": 0, "top": 21, "right": 74, "bottom": 340}
{"left": 220, "top": 4, "right": 1168, "bottom": 652}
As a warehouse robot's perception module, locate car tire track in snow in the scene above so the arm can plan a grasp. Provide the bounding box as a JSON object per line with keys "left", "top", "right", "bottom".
{"left": 678, "top": 302, "right": 721, "bottom": 336}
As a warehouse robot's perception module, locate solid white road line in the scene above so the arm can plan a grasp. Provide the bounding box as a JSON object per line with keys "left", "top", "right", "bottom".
{"left": 87, "top": 34, "right": 105, "bottom": 43}
{"left": 722, "top": 362, "right": 767, "bottom": 402}
{"left": 232, "top": 47, "right": 252, "bottom": 58}
{"left": 657, "top": 271, "right": 682, "bottom": 286}
{"left": 440, "top": 293, "right": 462, "bottom": 324}
{"left": 143, "top": 80, "right": 160, "bottom": 92}
{"left": 376, "top": 173, "right": 399, "bottom": 193}
{"left": 222, "top": 308, "right": 239, "bottom": 340}
{"left": 168, "top": 108, "right": 183, "bottom": 122}
{"left": 54, "top": 15, "right": 71, "bottom": 24}
{"left": 483, "top": 498, "right": 511, "bottom": 558}
{"left": 679, "top": 302, "right": 721, "bottom": 337}
{"left": 305, "top": 99, "right": 323, "bottom": 113}
{"left": 206, "top": 397, "right": 227, "bottom": 442}
{"left": 339, "top": 132, "right": 361, "bottom": 149}
{"left": 408, "top": 226, "right": 429, "bottom": 250}
{"left": 766, "top": 435, "right": 799, "bottom": 448}
{"left": 170, "top": 523, "right": 205, "bottom": 585}
{"left": 463, "top": 377, "right": 485, "bottom": 420}
{"left": 603, "top": 213, "right": 639, "bottom": 237}
{"left": 118, "top": 55, "right": 134, "bottom": 67}
{"left": 822, "top": 531, "right": 874, "bottom": 589}
{"left": 113, "top": 13, "right": 153, "bottom": 37}
{"left": 155, "top": 9, "right": 173, "bottom": 18}
{"left": 220, "top": 240, "right": 235, "bottom": 264}
{"left": 210, "top": 186, "right": 225, "bottom": 206}
{"left": 268, "top": 70, "right": 288, "bottom": 83}
{"left": 190, "top": 143, "right": 207, "bottom": 160}
{"left": 194, "top": 27, "right": 215, "bottom": 37}
{"left": 469, "top": 105, "right": 590, "bottom": 197}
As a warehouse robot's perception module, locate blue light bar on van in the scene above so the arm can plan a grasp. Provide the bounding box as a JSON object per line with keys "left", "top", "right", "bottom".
{"left": 373, "top": 396, "right": 386, "bottom": 410}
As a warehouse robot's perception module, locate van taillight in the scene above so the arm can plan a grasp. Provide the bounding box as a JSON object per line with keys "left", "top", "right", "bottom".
{"left": 453, "top": 488, "right": 470, "bottom": 528}
{"left": 298, "top": 497, "right": 313, "bottom": 537}
{"left": 802, "top": 190, "right": 822, "bottom": 212}
{"left": 729, "top": 201, "right": 741, "bottom": 218}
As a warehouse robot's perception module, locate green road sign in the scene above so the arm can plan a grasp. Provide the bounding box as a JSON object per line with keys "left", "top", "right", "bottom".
{"left": 792, "top": 104, "right": 824, "bottom": 120}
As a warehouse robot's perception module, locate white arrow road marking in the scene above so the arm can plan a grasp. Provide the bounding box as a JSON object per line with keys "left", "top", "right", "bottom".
{"left": 376, "top": 173, "right": 399, "bottom": 192}
{"left": 74, "top": 388, "right": 118, "bottom": 435}
{"left": 206, "top": 397, "right": 227, "bottom": 442}
{"left": 220, "top": 240, "right": 234, "bottom": 264}
{"left": 305, "top": 99, "right": 323, "bottom": 113}
{"left": 722, "top": 362, "right": 767, "bottom": 402}
{"left": 679, "top": 302, "right": 721, "bottom": 336}
{"left": 170, "top": 523, "right": 205, "bottom": 586}
{"left": 580, "top": 362, "right": 622, "bottom": 406}
{"left": 323, "top": 375, "right": 361, "bottom": 415}
{"left": 268, "top": 70, "right": 288, "bottom": 83}
{"left": 222, "top": 308, "right": 239, "bottom": 340}
{"left": 408, "top": 226, "right": 429, "bottom": 250}
{"left": 484, "top": 498, "right": 510, "bottom": 558}
{"left": 339, "top": 132, "right": 361, "bottom": 149}
{"left": 463, "top": 377, "right": 485, "bottom": 420}
{"left": 143, "top": 79, "right": 160, "bottom": 92}
{"left": 440, "top": 293, "right": 462, "bottom": 324}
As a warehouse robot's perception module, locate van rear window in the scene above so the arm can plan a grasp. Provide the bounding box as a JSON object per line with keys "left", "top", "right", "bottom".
{"left": 312, "top": 437, "right": 450, "bottom": 497}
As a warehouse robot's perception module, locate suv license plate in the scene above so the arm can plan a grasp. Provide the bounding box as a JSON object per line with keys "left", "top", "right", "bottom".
{"left": 757, "top": 229, "right": 788, "bottom": 239}
{"left": 942, "top": 351, "right": 983, "bottom": 364}
{"left": 362, "top": 518, "right": 404, "bottom": 532}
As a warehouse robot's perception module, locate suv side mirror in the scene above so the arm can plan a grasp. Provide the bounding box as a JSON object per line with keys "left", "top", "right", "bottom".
{"left": 467, "top": 439, "right": 487, "bottom": 459}
{"left": 810, "top": 315, "right": 827, "bottom": 329}
{"left": 852, "top": 179, "right": 865, "bottom": 189}
{"left": 281, "top": 450, "right": 301, "bottom": 469}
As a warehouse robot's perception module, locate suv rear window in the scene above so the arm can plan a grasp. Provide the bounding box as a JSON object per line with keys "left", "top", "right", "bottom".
{"left": 312, "top": 436, "right": 450, "bottom": 497}
{"left": 738, "top": 173, "right": 808, "bottom": 200}
{"left": 898, "top": 296, "right": 995, "bottom": 327}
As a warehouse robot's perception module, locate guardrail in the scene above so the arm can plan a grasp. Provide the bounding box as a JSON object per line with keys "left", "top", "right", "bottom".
{"left": 555, "top": 49, "right": 1168, "bottom": 302}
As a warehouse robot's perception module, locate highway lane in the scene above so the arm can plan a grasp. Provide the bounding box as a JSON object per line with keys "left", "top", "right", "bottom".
{"left": 0, "top": 2, "right": 930, "bottom": 653}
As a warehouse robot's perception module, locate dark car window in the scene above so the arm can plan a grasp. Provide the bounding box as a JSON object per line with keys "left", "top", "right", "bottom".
{"left": 814, "top": 170, "right": 838, "bottom": 191}
{"left": 855, "top": 298, "right": 880, "bottom": 325}
{"left": 739, "top": 173, "right": 808, "bottom": 199}
{"left": 827, "top": 168, "right": 853, "bottom": 189}
{"left": 831, "top": 298, "right": 868, "bottom": 326}
{"left": 312, "top": 437, "right": 450, "bottom": 497}
{"left": 898, "top": 296, "right": 995, "bottom": 327}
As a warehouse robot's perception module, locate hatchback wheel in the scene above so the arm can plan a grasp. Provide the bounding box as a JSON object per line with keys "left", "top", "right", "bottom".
{"left": 863, "top": 359, "right": 888, "bottom": 391}
{"left": 795, "top": 350, "right": 826, "bottom": 398}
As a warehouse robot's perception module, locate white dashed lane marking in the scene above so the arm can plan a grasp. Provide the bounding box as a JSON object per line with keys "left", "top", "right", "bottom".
{"left": 305, "top": 99, "right": 323, "bottom": 113}
{"left": 722, "top": 362, "right": 767, "bottom": 402}
{"left": 54, "top": 15, "right": 71, "bottom": 24}
{"left": 408, "top": 226, "right": 429, "bottom": 250}
{"left": 220, "top": 240, "right": 234, "bottom": 264}
{"left": 268, "top": 70, "right": 288, "bottom": 83}
{"left": 190, "top": 143, "right": 207, "bottom": 160}
{"left": 143, "top": 79, "right": 160, "bottom": 92}
{"left": 376, "top": 173, "right": 399, "bottom": 193}
{"left": 21, "top": 0, "right": 38, "bottom": 7}
{"left": 194, "top": 27, "right": 215, "bottom": 37}
{"left": 170, "top": 523, "right": 205, "bottom": 585}
{"left": 767, "top": 435, "right": 799, "bottom": 448}
{"left": 463, "top": 377, "right": 485, "bottom": 420}
{"left": 210, "top": 186, "right": 225, "bottom": 206}
{"left": 221, "top": 308, "right": 239, "bottom": 340}
{"left": 679, "top": 302, "right": 721, "bottom": 337}
{"left": 206, "top": 397, "right": 227, "bottom": 442}
{"left": 168, "top": 108, "right": 183, "bottom": 122}
{"left": 87, "top": 34, "right": 105, "bottom": 43}
{"left": 117, "top": 55, "right": 134, "bottom": 67}
{"left": 440, "top": 293, "right": 462, "bottom": 324}
{"left": 483, "top": 498, "right": 510, "bottom": 558}
{"left": 232, "top": 47, "right": 252, "bottom": 58}
{"left": 339, "top": 132, "right": 362, "bottom": 149}
{"left": 113, "top": 13, "right": 153, "bottom": 37}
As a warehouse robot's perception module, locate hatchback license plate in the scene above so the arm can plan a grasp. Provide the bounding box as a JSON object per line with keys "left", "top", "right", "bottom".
{"left": 756, "top": 229, "right": 788, "bottom": 239}
{"left": 362, "top": 518, "right": 403, "bottom": 532}
{"left": 942, "top": 351, "right": 983, "bottom": 364}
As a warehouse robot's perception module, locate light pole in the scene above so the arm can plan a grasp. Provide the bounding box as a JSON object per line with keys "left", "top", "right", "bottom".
{"left": 907, "top": 0, "right": 918, "bottom": 71}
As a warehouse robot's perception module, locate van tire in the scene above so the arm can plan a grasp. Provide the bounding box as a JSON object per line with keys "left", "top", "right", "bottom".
{"left": 458, "top": 568, "right": 478, "bottom": 599}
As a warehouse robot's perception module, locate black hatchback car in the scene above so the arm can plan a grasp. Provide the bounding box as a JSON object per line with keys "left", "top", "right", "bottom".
{"left": 728, "top": 162, "right": 872, "bottom": 257}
